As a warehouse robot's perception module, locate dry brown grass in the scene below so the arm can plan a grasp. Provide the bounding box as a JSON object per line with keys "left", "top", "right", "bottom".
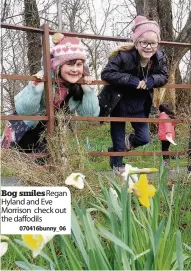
{"left": 1, "top": 148, "right": 56, "bottom": 186}
{"left": 1, "top": 111, "right": 103, "bottom": 202}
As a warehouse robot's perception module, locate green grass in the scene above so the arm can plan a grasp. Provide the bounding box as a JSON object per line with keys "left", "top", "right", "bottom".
{"left": 1, "top": 121, "right": 188, "bottom": 177}
{"left": 70, "top": 121, "right": 189, "bottom": 171}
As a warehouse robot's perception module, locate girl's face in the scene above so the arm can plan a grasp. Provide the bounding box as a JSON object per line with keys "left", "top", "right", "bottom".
{"left": 135, "top": 31, "right": 158, "bottom": 61}
{"left": 60, "top": 59, "right": 84, "bottom": 83}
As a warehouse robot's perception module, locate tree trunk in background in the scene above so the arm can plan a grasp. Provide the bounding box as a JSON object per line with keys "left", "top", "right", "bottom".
{"left": 134, "top": 0, "right": 191, "bottom": 112}
{"left": 24, "top": 0, "right": 41, "bottom": 75}
{"left": 57, "top": 0, "right": 62, "bottom": 30}
{"left": 176, "top": 54, "right": 191, "bottom": 114}
{"left": 134, "top": 0, "right": 144, "bottom": 15}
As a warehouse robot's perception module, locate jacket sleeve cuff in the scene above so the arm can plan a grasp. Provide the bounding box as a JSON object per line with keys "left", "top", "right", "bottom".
{"left": 81, "top": 85, "right": 96, "bottom": 93}
{"left": 146, "top": 76, "right": 154, "bottom": 89}
{"left": 31, "top": 81, "right": 44, "bottom": 93}
{"left": 128, "top": 75, "right": 140, "bottom": 88}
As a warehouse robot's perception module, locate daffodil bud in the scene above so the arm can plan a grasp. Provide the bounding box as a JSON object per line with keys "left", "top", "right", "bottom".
{"left": 65, "top": 173, "right": 85, "bottom": 189}
{"left": 128, "top": 168, "right": 158, "bottom": 175}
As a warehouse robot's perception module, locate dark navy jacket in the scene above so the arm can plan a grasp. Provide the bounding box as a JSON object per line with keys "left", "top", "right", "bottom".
{"left": 99, "top": 49, "right": 168, "bottom": 117}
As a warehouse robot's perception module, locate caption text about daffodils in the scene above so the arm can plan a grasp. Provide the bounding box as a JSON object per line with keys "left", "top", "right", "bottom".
{"left": 1, "top": 187, "right": 71, "bottom": 234}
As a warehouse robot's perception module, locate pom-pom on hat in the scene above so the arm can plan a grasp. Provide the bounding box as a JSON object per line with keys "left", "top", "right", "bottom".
{"left": 51, "top": 33, "right": 87, "bottom": 72}
{"left": 131, "top": 15, "right": 160, "bottom": 43}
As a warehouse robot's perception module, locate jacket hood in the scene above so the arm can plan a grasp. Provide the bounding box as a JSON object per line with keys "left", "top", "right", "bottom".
{"left": 109, "top": 46, "right": 164, "bottom": 66}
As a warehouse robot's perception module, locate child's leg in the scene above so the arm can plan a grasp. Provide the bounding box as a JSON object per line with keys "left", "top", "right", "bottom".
{"left": 18, "top": 121, "right": 46, "bottom": 153}
{"left": 161, "top": 140, "right": 171, "bottom": 159}
{"left": 110, "top": 121, "right": 126, "bottom": 168}
{"left": 128, "top": 122, "right": 150, "bottom": 148}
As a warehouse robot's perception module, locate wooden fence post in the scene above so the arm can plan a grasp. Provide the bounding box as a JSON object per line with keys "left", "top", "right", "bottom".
{"left": 42, "top": 24, "right": 54, "bottom": 135}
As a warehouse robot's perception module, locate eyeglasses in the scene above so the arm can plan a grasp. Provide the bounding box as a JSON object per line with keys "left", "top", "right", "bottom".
{"left": 139, "top": 41, "right": 158, "bottom": 48}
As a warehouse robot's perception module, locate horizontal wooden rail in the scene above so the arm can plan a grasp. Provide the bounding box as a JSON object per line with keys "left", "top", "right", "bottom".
{"left": 0, "top": 74, "right": 46, "bottom": 81}
{"left": 1, "top": 23, "right": 191, "bottom": 47}
{"left": 88, "top": 151, "right": 186, "bottom": 157}
{"left": 5, "top": 151, "right": 186, "bottom": 159}
{"left": 1, "top": 116, "right": 48, "bottom": 121}
{"left": 0, "top": 115, "right": 186, "bottom": 123}
{"left": 1, "top": 74, "right": 191, "bottom": 89}
{"left": 26, "top": 151, "right": 187, "bottom": 158}
{"left": 1, "top": 23, "right": 44, "bottom": 34}
{"left": 71, "top": 116, "right": 183, "bottom": 123}
{"left": 76, "top": 82, "right": 191, "bottom": 89}
{"left": 161, "top": 84, "right": 191, "bottom": 89}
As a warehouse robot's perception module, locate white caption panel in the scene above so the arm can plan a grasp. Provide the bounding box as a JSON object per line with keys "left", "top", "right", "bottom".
{"left": 1, "top": 187, "right": 71, "bottom": 234}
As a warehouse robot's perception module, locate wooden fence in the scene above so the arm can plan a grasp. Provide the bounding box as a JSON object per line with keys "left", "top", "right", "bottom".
{"left": 1, "top": 23, "right": 191, "bottom": 162}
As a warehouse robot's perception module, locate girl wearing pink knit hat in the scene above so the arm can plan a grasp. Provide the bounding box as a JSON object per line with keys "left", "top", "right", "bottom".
{"left": 1, "top": 33, "right": 100, "bottom": 153}
{"left": 100, "top": 15, "right": 168, "bottom": 172}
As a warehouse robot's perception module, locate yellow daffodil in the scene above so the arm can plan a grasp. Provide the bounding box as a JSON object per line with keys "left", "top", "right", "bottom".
{"left": 121, "top": 164, "right": 158, "bottom": 193}
{"left": 129, "top": 174, "right": 156, "bottom": 208}
{"left": 65, "top": 173, "right": 85, "bottom": 189}
{"left": 0, "top": 236, "right": 9, "bottom": 257}
{"left": 22, "top": 234, "right": 55, "bottom": 258}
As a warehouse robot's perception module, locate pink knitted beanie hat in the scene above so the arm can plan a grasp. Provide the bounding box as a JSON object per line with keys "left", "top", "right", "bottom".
{"left": 51, "top": 33, "right": 87, "bottom": 72}
{"left": 131, "top": 16, "right": 160, "bottom": 43}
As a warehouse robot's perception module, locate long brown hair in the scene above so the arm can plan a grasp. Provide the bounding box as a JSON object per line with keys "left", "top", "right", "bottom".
{"left": 159, "top": 104, "right": 176, "bottom": 119}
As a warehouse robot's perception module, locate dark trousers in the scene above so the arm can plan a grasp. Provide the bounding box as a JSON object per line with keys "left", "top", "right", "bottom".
{"left": 110, "top": 121, "right": 150, "bottom": 168}
{"left": 18, "top": 121, "right": 47, "bottom": 153}
{"left": 161, "top": 140, "right": 171, "bottom": 160}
